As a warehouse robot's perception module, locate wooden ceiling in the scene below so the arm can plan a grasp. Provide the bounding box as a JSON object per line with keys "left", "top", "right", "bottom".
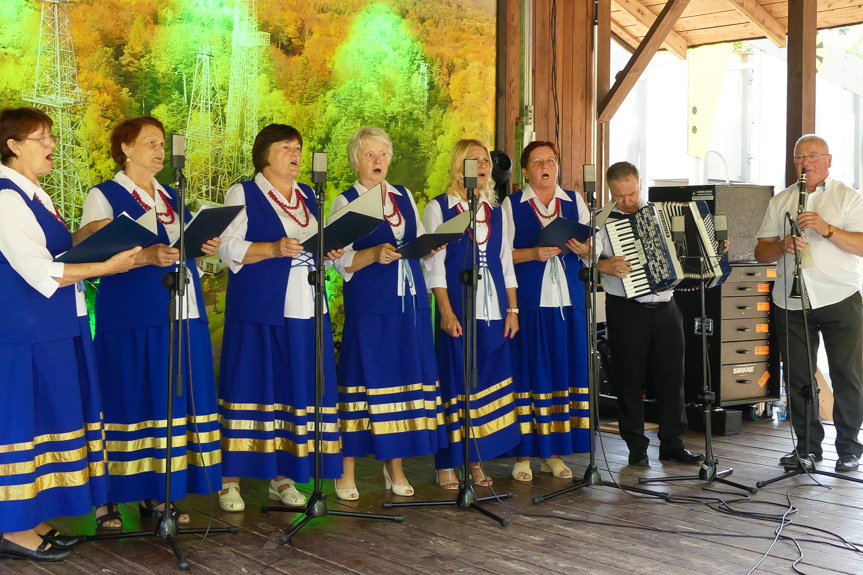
{"left": 611, "top": 0, "right": 863, "bottom": 57}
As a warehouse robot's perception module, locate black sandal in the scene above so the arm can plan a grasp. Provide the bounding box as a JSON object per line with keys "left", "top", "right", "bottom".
{"left": 95, "top": 503, "right": 123, "bottom": 530}
{"left": 139, "top": 499, "right": 191, "bottom": 525}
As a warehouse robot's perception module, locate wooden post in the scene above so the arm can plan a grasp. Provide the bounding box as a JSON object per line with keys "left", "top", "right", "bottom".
{"left": 597, "top": 0, "right": 611, "bottom": 205}
{"left": 785, "top": 0, "right": 817, "bottom": 187}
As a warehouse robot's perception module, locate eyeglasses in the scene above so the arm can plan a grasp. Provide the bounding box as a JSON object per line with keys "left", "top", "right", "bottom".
{"left": 792, "top": 153, "right": 829, "bottom": 162}
{"left": 17, "top": 134, "right": 56, "bottom": 146}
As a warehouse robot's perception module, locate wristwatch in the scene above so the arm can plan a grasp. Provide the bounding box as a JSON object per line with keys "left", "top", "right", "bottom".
{"left": 824, "top": 224, "right": 836, "bottom": 239}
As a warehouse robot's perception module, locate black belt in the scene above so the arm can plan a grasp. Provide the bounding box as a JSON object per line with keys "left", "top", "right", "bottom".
{"left": 607, "top": 293, "right": 667, "bottom": 309}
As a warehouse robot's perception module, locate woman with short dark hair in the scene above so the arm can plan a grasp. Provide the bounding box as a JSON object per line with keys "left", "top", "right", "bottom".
{"left": 501, "top": 140, "right": 592, "bottom": 482}
{"left": 80, "top": 116, "right": 223, "bottom": 529}
{"left": 216, "top": 124, "right": 343, "bottom": 511}
{"left": 0, "top": 107, "right": 138, "bottom": 560}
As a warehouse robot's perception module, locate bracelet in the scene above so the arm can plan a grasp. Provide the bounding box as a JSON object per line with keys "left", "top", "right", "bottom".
{"left": 506, "top": 307, "right": 519, "bottom": 314}
{"left": 824, "top": 224, "right": 836, "bottom": 239}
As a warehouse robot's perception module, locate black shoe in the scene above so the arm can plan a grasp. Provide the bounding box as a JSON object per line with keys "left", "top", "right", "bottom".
{"left": 38, "top": 529, "right": 84, "bottom": 549}
{"left": 779, "top": 451, "right": 822, "bottom": 466}
{"left": 835, "top": 454, "right": 860, "bottom": 472}
{"left": 0, "top": 536, "right": 72, "bottom": 562}
{"left": 659, "top": 448, "right": 705, "bottom": 464}
{"left": 628, "top": 451, "right": 649, "bottom": 467}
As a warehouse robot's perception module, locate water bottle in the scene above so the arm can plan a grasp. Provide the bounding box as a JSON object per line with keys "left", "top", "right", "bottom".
{"left": 772, "top": 364, "right": 787, "bottom": 421}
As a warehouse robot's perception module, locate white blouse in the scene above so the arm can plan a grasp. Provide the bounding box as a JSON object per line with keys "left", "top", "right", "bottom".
{"left": 218, "top": 173, "right": 326, "bottom": 319}
{"left": 330, "top": 181, "right": 428, "bottom": 298}
{"left": 81, "top": 172, "right": 201, "bottom": 319}
{"left": 0, "top": 164, "right": 86, "bottom": 316}
{"left": 423, "top": 195, "right": 517, "bottom": 321}
{"left": 502, "top": 184, "right": 594, "bottom": 308}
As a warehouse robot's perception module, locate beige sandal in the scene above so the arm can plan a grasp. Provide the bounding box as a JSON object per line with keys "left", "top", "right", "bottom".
{"left": 511, "top": 459, "right": 533, "bottom": 482}
{"left": 541, "top": 458, "right": 572, "bottom": 478}
{"left": 436, "top": 468, "right": 459, "bottom": 490}
{"left": 219, "top": 482, "right": 245, "bottom": 512}
{"left": 269, "top": 478, "right": 306, "bottom": 506}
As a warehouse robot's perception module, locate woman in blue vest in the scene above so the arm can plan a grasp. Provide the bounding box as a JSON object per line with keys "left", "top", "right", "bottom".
{"left": 80, "top": 116, "right": 222, "bottom": 529}
{"left": 331, "top": 126, "right": 444, "bottom": 500}
{"left": 0, "top": 107, "right": 139, "bottom": 561}
{"left": 216, "top": 124, "right": 343, "bottom": 511}
{"left": 501, "top": 141, "right": 592, "bottom": 482}
{"left": 423, "top": 139, "right": 520, "bottom": 488}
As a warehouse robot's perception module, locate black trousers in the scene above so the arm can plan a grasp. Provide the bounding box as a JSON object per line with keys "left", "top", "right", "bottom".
{"left": 774, "top": 292, "right": 863, "bottom": 458}
{"left": 605, "top": 294, "right": 688, "bottom": 454}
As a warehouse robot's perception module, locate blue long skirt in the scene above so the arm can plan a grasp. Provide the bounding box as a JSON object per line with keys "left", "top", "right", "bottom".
{"left": 0, "top": 317, "right": 108, "bottom": 532}
{"left": 509, "top": 306, "right": 590, "bottom": 457}
{"left": 218, "top": 316, "right": 342, "bottom": 481}
{"left": 338, "top": 308, "right": 445, "bottom": 460}
{"left": 95, "top": 320, "right": 221, "bottom": 503}
{"left": 434, "top": 319, "right": 519, "bottom": 469}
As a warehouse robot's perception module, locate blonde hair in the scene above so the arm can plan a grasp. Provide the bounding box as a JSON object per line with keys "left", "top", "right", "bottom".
{"left": 445, "top": 139, "right": 496, "bottom": 205}
{"left": 347, "top": 126, "right": 393, "bottom": 173}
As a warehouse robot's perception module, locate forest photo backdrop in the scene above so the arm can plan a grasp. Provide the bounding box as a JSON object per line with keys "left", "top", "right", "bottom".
{"left": 0, "top": 0, "right": 497, "bottom": 360}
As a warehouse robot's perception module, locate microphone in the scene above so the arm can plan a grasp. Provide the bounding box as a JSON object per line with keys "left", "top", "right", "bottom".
{"left": 797, "top": 167, "right": 807, "bottom": 216}
{"left": 171, "top": 134, "right": 185, "bottom": 170}
{"left": 463, "top": 158, "right": 478, "bottom": 190}
{"left": 583, "top": 165, "right": 596, "bottom": 208}
{"left": 311, "top": 152, "right": 327, "bottom": 185}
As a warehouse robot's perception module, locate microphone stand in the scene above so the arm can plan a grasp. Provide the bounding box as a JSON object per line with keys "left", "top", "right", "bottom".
{"left": 533, "top": 168, "right": 668, "bottom": 505}
{"left": 262, "top": 154, "right": 404, "bottom": 543}
{"left": 639, "top": 249, "right": 756, "bottom": 494}
{"left": 384, "top": 161, "right": 513, "bottom": 526}
{"left": 84, "top": 138, "right": 238, "bottom": 571}
{"left": 757, "top": 213, "right": 863, "bottom": 488}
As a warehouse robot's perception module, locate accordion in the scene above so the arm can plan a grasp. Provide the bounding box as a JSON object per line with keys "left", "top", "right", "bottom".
{"left": 605, "top": 200, "right": 730, "bottom": 298}
{"left": 605, "top": 204, "right": 683, "bottom": 298}
{"left": 654, "top": 201, "right": 731, "bottom": 291}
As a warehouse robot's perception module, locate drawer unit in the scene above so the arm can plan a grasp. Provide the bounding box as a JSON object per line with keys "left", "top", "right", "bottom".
{"left": 676, "top": 263, "right": 780, "bottom": 406}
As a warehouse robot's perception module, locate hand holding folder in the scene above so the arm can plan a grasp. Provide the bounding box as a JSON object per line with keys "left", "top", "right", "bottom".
{"left": 55, "top": 211, "right": 157, "bottom": 264}
{"left": 300, "top": 184, "right": 384, "bottom": 253}
{"left": 396, "top": 209, "right": 471, "bottom": 259}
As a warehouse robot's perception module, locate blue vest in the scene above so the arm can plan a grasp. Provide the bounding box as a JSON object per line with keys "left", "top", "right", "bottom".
{"left": 93, "top": 180, "right": 207, "bottom": 331}
{"left": 0, "top": 178, "right": 78, "bottom": 343}
{"left": 510, "top": 189, "right": 585, "bottom": 311}
{"left": 433, "top": 194, "right": 508, "bottom": 320}
{"left": 340, "top": 185, "right": 429, "bottom": 317}
{"left": 225, "top": 181, "right": 321, "bottom": 325}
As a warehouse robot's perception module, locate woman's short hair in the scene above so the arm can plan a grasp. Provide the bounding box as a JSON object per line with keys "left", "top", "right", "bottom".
{"left": 110, "top": 116, "right": 165, "bottom": 167}
{"left": 0, "top": 107, "right": 53, "bottom": 166}
{"left": 347, "top": 126, "right": 393, "bottom": 173}
{"left": 446, "top": 139, "right": 496, "bottom": 204}
{"left": 520, "top": 140, "right": 560, "bottom": 171}
{"left": 252, "top": 124, "right": 303, "bottom": 174}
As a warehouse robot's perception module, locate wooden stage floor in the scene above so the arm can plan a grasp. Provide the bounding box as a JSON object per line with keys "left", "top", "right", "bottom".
{"left": 7, "top": 418, "right": 863, "bottom": 575}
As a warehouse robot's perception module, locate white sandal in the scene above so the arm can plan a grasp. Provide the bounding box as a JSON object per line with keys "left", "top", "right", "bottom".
{"left": 269, "top": 478, "right": 306, "bottom": 506}
{"left": 219, "top": 482, "right": 245, "bottom": 512}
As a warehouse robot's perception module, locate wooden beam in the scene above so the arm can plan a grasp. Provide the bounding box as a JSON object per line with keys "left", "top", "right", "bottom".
{"left": 610, "top": 17, "right": 640, "bottom": 52}
{"left": 597, "top": 0, "right": 612, "bottom": 203}
{"left": 724, "top": 0, "right": 787, "bottom": 48}
{"left": 785, "top": 0, "right": 817, "bottom": 187}
{"left": 598, "top": 0, "right": 691, "bottom": 123}
{"left": 612, "top": 0, "right": 688, "bottom": 59}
